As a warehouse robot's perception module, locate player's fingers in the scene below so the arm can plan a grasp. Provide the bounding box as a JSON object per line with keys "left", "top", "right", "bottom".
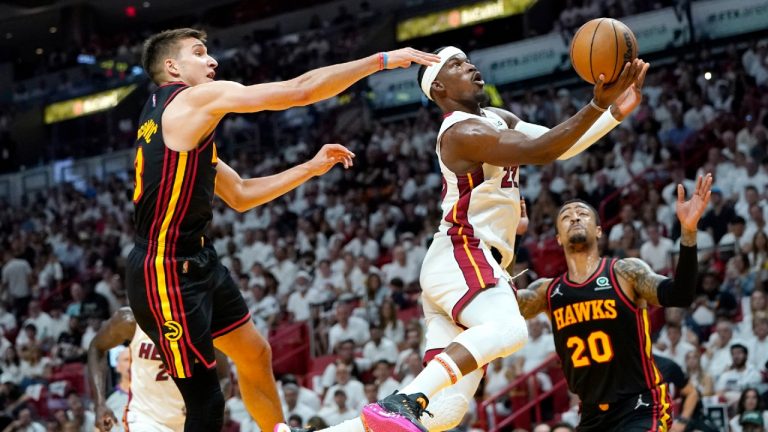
{"left": 636, "top": 62, "right": 650, "bottom": 88}
{"left": 677, "top": 183, "right": 685, "bottom": 203}
{"left": 594, "top": 73, "right": 606, "bottom": 93}
{"left": 694, "top": 174, "right": 703, "bottom": 195}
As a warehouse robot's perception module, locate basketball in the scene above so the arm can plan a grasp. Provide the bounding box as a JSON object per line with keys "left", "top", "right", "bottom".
{"left": 570, "top": 18, "right": 639, "bottom": 85}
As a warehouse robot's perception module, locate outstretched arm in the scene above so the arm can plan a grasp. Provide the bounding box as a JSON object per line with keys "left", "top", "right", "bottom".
{"left": 87, "top": 307, "right": 136, "bottom": 432}
{"left": 516, "top": 278, "right": 552, "bottom": 320}
{"left": 615, "top": 174, "right": 713, "bottom": 306}
{"left": 215, "top": 144, "right": 354, "bottom": 212}
{"left": 190, "top": 48, "right": 440, "bottom": 115}
{"left": 488, "top": 66, "right": 647, "bottom": 161}
{"left": 443, "top": 60, "right": 647, "bottom": 167}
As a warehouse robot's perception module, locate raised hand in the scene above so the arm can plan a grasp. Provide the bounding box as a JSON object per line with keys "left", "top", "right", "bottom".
{"left": 593, "top": 58, "right": 647, "bottom": 110}
{"left": 676, "top": 173, "right": 713, "bottom": 232}
{"left": 611, "top": 61, "right": 650, "bottom": 120}
{"left": 307, "top": 144, "right": 356, "bottom": 177}
{"left": 95, "top": 404, "right": 118, "bottom": 431}
{"left": 385, "top": 48, "right": 441, "bottom": 69}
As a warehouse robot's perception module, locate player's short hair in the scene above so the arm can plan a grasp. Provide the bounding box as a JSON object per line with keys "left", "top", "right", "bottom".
{"left": 556, "top": 199, "right": 601, "bottom": 227}
{"left": 142, "top": 28, "right": 207, "bottom": 84}
{"left": 416, "top": 47, "right": 450, "bottom": 93}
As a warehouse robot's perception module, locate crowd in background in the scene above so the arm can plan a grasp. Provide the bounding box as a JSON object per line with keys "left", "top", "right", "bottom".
{"left": 0, "top": 0, "right": 767, "bottom": 431}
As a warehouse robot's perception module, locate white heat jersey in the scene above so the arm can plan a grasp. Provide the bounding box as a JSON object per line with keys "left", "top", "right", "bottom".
{"left": 435, "top": 109, "right": 521, "bottom": 269}
{"left": 127, "top": 325, "right": 185, "bottom": 430}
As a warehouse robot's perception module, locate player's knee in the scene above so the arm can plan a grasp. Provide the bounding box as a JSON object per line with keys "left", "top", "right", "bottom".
{"left": 494, "top": 315, "right": 528, "bottom": 356}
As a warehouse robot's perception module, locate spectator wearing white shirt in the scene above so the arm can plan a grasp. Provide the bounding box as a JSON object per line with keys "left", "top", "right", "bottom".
{"left": 270, "top": 246, "right": 299, "bottom": 298}
{"left": 22, "top": 300, "right": 53, "bottom": 343}
{"left": 655, "top": 322, "right": 696, "bottom": 369}
{"left": 640, "top": 223, "right": 675, "bottom": 274}
{"left": 719, "top": 216, "right": 748, "bottom": 256}
{"left": 281, "top": 383, "right": 315, "bottom": 425}
{"left": 0, "top": 301, "right": 17, "bottom": 335}
{"left": 362, "top": 323, "right": 398, "bottom": 365}
{"left": 327, "top": 301, "right": 370, "bottom": 353}
{"left": 715, "top": 343, "right": 762, "bottom": 407}
{"left": 746, "top": 315, "right": 768, "bottom": 373}
{"left": 4, "top": 408, "right": 45, "bottom": 432}
{"left": 683, "top": 93, "right": 715, "bottom": 131}
{"left": 313, "top": 259, "right": 346, "bottom": 295}
{"left": 287, "top": 271, "right": 313, "bottom": 322}
{"left": 318, "top": 389, "right": 358, "bottom": 426}
{"left": 322, "top": 363, "right": 366, "bottom": 410}
{"left": 372, "top": 360, "right": 400, "bottom": 401}
{"left": 703, "top": 320, "right": 742, "bottom": 378}
{"left": 2, "top": 250, "right": 32, "bottom": 316}
{"left": 608, "top": 205, "right": 643, "bottom": 250}
{"left": 380, "top": 246, "right": 417, "bottom": 286}
{"left": 348, "top": 256, "right": 379, "bottom": 297}
{"left": 321, "top": 341, "right": 366, "bottom": 392}
{"left": 343, "top": 227, "right": 379, "bottom": 262}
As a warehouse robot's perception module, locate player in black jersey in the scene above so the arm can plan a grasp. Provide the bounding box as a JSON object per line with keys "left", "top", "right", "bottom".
{"left": 126, "top": 28, "right": 439, "bottom": 432}
{"left": 516, "top": 173, "right": 713, "bottom": 432}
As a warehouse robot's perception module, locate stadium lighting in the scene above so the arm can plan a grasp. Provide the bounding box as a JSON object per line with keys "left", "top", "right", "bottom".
{"left": 704, "top": 72, "right": 712, "bottom": 80}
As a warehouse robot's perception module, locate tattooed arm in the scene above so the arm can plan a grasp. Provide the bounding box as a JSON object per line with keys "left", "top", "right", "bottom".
{"left": 517, "top": 278, "right": 552, "bottom": 319}
{"left": 613, "top": 258, "right": 667, "bottom": 306}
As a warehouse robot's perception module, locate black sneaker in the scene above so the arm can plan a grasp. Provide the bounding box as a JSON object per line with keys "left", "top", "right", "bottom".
{"left": 361, "top": 392, "right": 432, "bottom": 432}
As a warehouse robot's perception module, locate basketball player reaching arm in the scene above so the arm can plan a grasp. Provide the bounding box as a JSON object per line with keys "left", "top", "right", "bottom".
{"left": 513, "top": 173, "right": 712, "bottom": 431}
{"left": 337, "top": 46, "right": 648, "bottom": 432}
{"left": 87, "top": 308, "right": 229, "bottom": 432}
{"left": 127, "top": 29, "right": 439, "bottom": 432}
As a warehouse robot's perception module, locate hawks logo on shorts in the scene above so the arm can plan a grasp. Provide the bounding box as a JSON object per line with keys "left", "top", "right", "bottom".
{"left": 163, "top": 320, "right": 183, "bottom": 342}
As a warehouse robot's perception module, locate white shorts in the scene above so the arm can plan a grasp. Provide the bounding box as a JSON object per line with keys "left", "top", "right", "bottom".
{"left": 420, "top": 235, "right": 510, "bottom": 322}
{"left": 125, "top": 410, "right": 184, "bottom": 432}
{"left": 420, "top": 235, "right": 516, "bottom": 362}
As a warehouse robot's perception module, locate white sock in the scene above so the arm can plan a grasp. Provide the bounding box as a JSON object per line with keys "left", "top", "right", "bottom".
{"left": 318, "top": 418, "right": 366, "bottom": 432}
{"left": 400, "top": 353, "right": 463, "bottom": 399}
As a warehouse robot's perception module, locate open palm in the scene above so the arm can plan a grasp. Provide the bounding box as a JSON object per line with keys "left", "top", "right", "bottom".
{"left": 676, "top": 173, "right": 713, "bottom": 232}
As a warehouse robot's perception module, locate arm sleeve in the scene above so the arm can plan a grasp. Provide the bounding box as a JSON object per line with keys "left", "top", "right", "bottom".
{"left": 657, "top": 244, "right": 698, "bottom": 307}
{"left": 513, "top": 109, "right": 621, "bottom": 160}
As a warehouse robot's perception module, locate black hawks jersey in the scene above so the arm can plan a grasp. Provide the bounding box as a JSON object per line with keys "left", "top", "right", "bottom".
{"left": 132, "top": 82, "right": 218, "bottom": 254}
{"left": 546, "top": 257, "right": 663, "bottom": 404}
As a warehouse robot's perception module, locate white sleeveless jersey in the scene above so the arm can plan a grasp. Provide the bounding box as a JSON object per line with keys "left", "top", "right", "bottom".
{"left": 127, "top": 325, "right": 185, "bottom": 428}
{"left": 435, "top": 109, "right": 521, "bottom": 269}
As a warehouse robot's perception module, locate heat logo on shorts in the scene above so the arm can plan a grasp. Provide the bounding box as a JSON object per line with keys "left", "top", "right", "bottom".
{"left": 163, "top": 320, "right": 183, "bottom": 342}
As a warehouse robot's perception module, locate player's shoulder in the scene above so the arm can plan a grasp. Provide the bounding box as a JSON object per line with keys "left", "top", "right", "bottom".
{"left": 484, "top": 107, "right": 520, "bottom": 128}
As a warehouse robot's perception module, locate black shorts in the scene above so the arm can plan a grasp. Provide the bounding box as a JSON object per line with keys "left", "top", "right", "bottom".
{"left": 578, "top": 385, "right": 673, "bottom": 432}
{"left": 126, "top": 240, "right": 250, "bottom": 379}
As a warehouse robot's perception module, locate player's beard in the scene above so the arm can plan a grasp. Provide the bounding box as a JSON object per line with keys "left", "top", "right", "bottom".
{"left": 568, "top": 232, "right": 588, "bottom": 245}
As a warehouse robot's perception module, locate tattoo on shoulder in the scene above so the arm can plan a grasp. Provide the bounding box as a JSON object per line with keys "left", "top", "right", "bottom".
{"left": 517, "top": 278, "right": 550, "bottom": 319}
{"left": 614, "top": 258, "right": 664, "bottom": 304}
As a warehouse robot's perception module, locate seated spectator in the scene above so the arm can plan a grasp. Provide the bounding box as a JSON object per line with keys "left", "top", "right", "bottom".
{"left": 66, "top": 392, "right": 95, "bottom": 432}
{"left": 321, "top": 363, "right": 365, "bottom": 411}
{"left": 719, "top": 216, "right": 749, "bottom": 259}
{"left": 380, "top": 246, "right": 417, "bottom": 286}
{"left": 19, "top": 344, "right": 51, "bottom": 387}
{"left": 0, "top": 301, "right": 17, "bottom": 336}
{"left": 371, "top": 360, "right": 399, "bottom": 400}
{"left": 281, "top": 383, "right": 314, "bottom": 424}
{"left": 3, "top": 407, "right": 45, "bottom": 432}
{"left": 746, "top": 314, "right": 768, "bottom": 373}
{"left": 714, "top": 343, "right": 762, "bottom": 406}
{"left": 721, "top": 253, "right": 756, "bottom": 298}
{"left": 692, "top": 273, "right": 739, "bottom": 331}
{"left": 685, "top": 349, "right": 714, "bottom": 398}
{"left": 0, "top": 346, "right": 21, "bottom": 384}
{"left": 640, "top": 223, "right": 674, "bottom": 274}
{"left": 321, "top": 340, "right": 365, "bottom": 392}
{"left": 280, "top": 374, "right": 321, "bottom": 411}
{"left": 287, "top": 271, "right": 313, "bottom": 322}
{"left": 362, "top": 323, "right": 398, "bottom": 365}
{"left": 655, "top": 322, "right": 696, "bottom": 369}
{"left": 327, "top": 300, "right": 370, "bottom": 353}
{"left": 379, "top": 300, "right": 404, "bottom": 347}
{"left": 703, "top": 320, "right": 742, "bottom": 378}
{"left": 395, "top": 326, "right": 423, "bottom": 375}
{"left": 318, "top": 389, "right": 357, "bottom": 426}
{"left": 729, "top": 388, "right": 768, "bottom": 432}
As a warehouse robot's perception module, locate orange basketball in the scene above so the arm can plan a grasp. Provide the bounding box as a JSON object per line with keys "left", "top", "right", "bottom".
{"left": 570, "top": 18, "right": 638, "bottom": 85}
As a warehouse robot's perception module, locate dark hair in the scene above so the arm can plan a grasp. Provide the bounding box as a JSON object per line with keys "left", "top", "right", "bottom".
{"left": 737, "top": 388, "right": 764, "bottom": 415}
{"left": 731, "top": 215, "right": 747, "bottom": 225}
{"left": 551, "top": 422, "right": 576, "bottom": 432}
{"left": 416, "top": 47, "right": 449, "bottom": 99}
{"left": 142, "top": 28, "right": 207, "bottom": 84}
{"left": 557, "top": 199, "right": 601, "bottom": 227}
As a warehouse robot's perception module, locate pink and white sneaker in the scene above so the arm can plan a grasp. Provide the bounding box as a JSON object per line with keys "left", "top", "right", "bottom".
{"left": 360, "top": 392, "right": 431, "bottom": 432}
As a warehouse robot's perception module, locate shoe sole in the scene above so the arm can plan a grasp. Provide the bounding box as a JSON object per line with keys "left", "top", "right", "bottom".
{"left": 361, "top": 403, "right": 424, "bottom": 432}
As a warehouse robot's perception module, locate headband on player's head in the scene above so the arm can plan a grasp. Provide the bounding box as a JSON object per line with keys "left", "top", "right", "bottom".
{"left": 420, "top": 46, "right": 466, "bottom": 101}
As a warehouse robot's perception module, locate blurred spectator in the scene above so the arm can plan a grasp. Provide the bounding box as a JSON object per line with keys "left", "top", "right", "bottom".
{"left": 281, "top": 383, "right": 314, "bottom": 424}
{"left": 655, "top": 322, "right": 696, "bottom": 369}
{"left": 327, "top": 301, "right": 370, "bottom": 353}
{"left": 3, "top": 407, "right": 45, "bottom": 432}
{"left": 640, "top": 223, "right": 674, "bottom": 274}
{"left": 2, "top": 250, "right": 33, "bottom": 317}
{"left": 714, "top": 343, "right": 761, "bottom": 406}
{"left": 318, "top": 389, "right": 357, "bottom": 425}
{"left": 362, "top": 323, "right": 398, "bottom": 365}
{"left": 371, "top": 360, "right": 399, "bottom": 400}
{"left": 729, "top": 388, "right": 768, "bottom": 432}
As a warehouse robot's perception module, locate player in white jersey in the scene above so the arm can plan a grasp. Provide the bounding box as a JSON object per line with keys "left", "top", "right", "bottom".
{"left": 88, "top": 308, "right": 229, "bottom": 431}
{"left": 356, "top": 46, "right": 649, "bottom": 432}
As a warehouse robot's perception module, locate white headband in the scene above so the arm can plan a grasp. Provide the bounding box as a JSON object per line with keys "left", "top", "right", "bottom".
{"left": 420, "top": 46, "right": 466, "bottom": 101}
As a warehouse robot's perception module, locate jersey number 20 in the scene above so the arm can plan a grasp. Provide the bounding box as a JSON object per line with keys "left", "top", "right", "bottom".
{"left": 566, "top": 331, "right": 614, "bottom": 367}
